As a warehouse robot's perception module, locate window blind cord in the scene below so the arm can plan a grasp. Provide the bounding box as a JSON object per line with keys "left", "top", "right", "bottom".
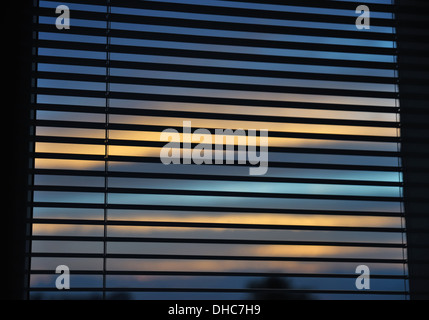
{"left": 27, "top": 0, "right": 41, "bottom": 301}
{"left": 103, "top": 0, "right": 112, "bottom": 301}
{"left": 392, "top": 0, "right": 408, "bottom": 300}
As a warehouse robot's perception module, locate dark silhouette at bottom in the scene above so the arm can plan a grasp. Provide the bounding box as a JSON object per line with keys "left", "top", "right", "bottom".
{"left": 247, "top": 276, "right": 313, "bottom": 300}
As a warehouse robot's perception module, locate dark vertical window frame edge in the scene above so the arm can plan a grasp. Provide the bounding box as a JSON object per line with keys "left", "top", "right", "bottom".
{"left": 6, "top": 0, "right": 36, "bottom": 300}
{"left": 396, "top": 0, "right": 429, "bottom": 300}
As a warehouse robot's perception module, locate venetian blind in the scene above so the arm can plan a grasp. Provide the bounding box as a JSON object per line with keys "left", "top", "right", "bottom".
{"left": 28, "top": 0, "right": 409, "bottom": 300}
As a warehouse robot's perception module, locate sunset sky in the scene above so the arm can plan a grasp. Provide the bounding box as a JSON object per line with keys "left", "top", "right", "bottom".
{"left": 29, "top": 0, "right": 407, "bottom": 299}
